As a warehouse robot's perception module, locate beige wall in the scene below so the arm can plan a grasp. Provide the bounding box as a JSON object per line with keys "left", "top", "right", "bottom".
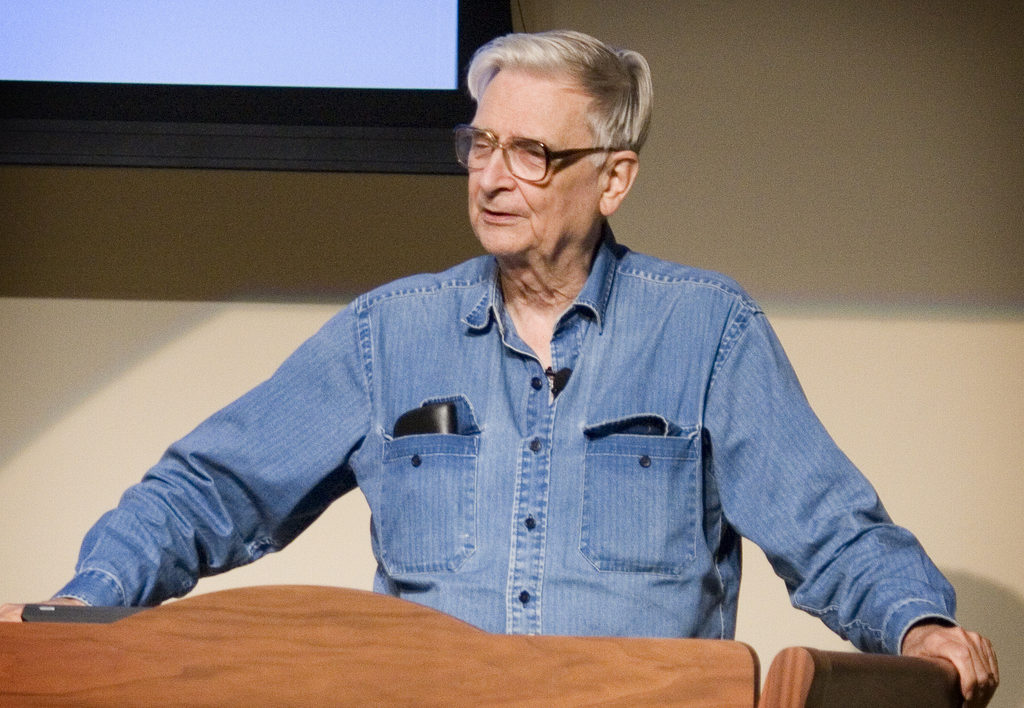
{"left": 1, "top": 2, "right": 1021, "bottom": 704}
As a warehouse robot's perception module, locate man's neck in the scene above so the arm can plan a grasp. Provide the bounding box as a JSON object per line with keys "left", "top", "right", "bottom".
{"left": 496, "top": 233, "right": 601, "bottom": 369}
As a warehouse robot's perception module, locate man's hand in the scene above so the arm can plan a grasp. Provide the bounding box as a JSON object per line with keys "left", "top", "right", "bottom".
{"left": 0, "top": 597, "right": 86, "bottom": 622}
{"left": 902, "top": 622, "right": 999, "bottom": 707}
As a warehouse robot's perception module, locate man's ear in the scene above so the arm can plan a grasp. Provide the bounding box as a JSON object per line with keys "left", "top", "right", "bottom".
{"left": 599, "top": 150, "right": 640, "bottom": 217}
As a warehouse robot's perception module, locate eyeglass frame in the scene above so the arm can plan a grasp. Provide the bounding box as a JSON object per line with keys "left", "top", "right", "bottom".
{"left": 453, "top": 124, "right": 619, "bottom": 183}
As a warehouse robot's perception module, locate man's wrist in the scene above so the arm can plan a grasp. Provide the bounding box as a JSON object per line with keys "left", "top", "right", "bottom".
{"left": 47, "top": 596, "right": 88, "bottom": 606}
{"left": 901, "top": 617, "right": 957, "bottom": 655}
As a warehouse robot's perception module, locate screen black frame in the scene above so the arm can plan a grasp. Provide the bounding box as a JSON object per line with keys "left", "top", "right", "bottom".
{"left": 0, "top": 2, "right": 512, "bottom": 173}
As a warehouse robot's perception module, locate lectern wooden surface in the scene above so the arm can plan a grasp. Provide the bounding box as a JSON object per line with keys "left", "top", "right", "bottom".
{"left": 0, "top": 585, "right": 759, "bottom": 707}
{"left": 758, "top": 646, "right": 961, "bottom": 708}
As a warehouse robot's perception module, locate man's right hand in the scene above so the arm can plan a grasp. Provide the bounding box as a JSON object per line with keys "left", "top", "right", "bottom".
{"left": 0, "top": 597, "right": 85, "bottom": 622}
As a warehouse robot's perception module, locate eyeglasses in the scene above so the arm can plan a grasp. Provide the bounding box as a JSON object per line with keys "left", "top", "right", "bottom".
{"left": 453, "top": 124, "right": 614, "bottom": 182}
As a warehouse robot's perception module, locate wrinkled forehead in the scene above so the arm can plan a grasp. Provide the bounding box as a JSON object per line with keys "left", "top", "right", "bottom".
{"left": 472, "top": 69, "right": 595, "bottom": 144}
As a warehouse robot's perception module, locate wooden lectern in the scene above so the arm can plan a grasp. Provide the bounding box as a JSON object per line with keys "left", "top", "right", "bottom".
{"left": 0, "top": 585, "right": 760, "bottom": 706}
{"left": 0, "top": 584, "right": 963, "bottom": 706}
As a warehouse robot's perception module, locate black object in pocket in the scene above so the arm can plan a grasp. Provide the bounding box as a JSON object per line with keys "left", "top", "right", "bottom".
{"left": 393, "top": 402, "right": 457, "bottom": 437}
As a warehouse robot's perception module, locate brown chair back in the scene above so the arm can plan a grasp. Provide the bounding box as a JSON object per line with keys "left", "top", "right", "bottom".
{"left": 759, "top": 646, "right": 961, "bottom": 708}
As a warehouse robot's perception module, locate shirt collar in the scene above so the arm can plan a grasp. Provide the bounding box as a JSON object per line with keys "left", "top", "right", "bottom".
{"left": 573, "top": 222, "right": 619, "bottom": 331}
{"left": 462, "top": 257, "right": 500, "bottom": 331}
{"left": 462, "top": 222, "right": 621, "bottom": 333}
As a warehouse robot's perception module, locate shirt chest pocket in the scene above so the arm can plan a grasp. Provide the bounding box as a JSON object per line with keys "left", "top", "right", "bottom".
{"left": 379, "top": 432, "right": 478, "bottom": 574}
{"left": 580, "top": 417, "right": 700, "bottom": 575}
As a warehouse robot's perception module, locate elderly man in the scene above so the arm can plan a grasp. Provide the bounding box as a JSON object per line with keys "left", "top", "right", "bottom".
{"left": 1, "top": 30, "right": 998, "bottom": 704}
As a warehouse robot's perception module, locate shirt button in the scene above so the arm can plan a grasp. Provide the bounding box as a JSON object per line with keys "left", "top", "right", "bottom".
{"left": 410, "top": 454, "right": 422, "bottom": 467}
{"left": 519, "top": 590, "right": 531, "bottom": 605}
{"left": 524, "top": 516, "right": 537, "bottom": 530}
{"left": 529, "top": 438, "right": 542, "bottom": 452}
{"left": 530, "top": 377, "right": 543, "bottom": 390}
{"left": 638, "top": 454, "right": 651, "bottom": 468}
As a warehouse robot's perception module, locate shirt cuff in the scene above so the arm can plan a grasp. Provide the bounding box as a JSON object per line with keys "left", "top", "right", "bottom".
{"left": 53, "top": 569, "right": 128, "bottom": 607}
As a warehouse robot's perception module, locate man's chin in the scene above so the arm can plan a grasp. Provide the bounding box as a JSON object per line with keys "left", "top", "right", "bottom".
{"left": 473, "top": 226, "right": 530, "bottom": 259}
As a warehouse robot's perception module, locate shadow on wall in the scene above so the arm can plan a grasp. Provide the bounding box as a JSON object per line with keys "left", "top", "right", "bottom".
{"left": 0, "top": 300, "right": 223, "bottom": 468}
{"left": 0, "top": 299, "right": 356, "bottom": 474}
{"left": 944, "top": 569, "right": 1024, "bottom": 707}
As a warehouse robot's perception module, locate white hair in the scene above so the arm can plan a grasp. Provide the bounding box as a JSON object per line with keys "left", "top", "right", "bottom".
{"left": 466, "top": 30, "right": 653, "bottom": 153}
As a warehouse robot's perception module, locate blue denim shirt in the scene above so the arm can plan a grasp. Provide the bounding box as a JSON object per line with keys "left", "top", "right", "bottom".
{"left": 58, "top": 229, "right": 955, "bottom": 654}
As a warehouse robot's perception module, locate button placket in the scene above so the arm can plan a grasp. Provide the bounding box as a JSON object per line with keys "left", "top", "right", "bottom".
{"left": 506, "top": 365, "right": 554, "bottom": 634}
{"left": 507, "top": 325, "right": 585, "bottom": 633}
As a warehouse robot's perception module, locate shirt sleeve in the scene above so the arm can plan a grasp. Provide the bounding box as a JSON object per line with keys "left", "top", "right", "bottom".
{"left": 55, "top": 305, "right": 372, "bottom": 607}
{"left": 703, "top": 306, "right": 956, "bottom": 654}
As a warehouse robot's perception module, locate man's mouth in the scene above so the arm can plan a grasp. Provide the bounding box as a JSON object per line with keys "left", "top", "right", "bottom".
{"left": 480, "top": 206, "right": 519, "bottom": 223}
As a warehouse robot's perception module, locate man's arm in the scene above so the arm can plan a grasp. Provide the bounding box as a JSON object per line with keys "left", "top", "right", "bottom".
{"left": 902, "top": 622, "right": 999, "bottom": 707}
{"left": 16, "top": 305, "right": 369, "bottom": 609}
{"left": 703, "top": 308, "right": 999, "bottom": 702}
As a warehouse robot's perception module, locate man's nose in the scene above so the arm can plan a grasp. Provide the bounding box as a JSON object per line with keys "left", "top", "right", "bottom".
{"left": 477, "top": 147, "right": 516, "bottom": 187}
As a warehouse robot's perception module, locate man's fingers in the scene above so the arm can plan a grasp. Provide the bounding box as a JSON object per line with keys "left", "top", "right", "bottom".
{"left": 966, "top": 633, "right": 998, "bottom": 705}
{"left": 0, "top": 603, "right": 27, "bottom": 622}
{"left": 903, "top": 623, "right": 998, "bottom": 706}
{"left": 981, "top": 634, "right": 999, "bottom": 684}
{"left": 939, "top": 629, "right": 996, "bottom": 706}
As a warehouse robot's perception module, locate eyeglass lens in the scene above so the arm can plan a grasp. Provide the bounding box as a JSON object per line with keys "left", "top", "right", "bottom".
{"left": 456, "top": 128, "right": 549, "bottom": 181}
